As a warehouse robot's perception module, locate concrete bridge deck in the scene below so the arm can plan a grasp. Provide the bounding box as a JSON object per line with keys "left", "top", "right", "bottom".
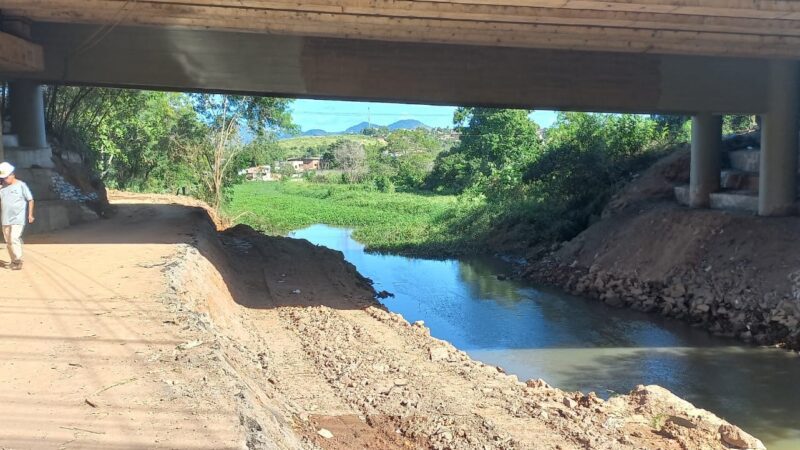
{"left": 0, "top": 1, "right": 797, "bottom": 216}
{"left": 4, "top": 0, "right": 800, "bottom": 59}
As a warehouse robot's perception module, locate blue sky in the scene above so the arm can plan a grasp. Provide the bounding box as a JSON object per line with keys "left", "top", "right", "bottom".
{"left": 290, "top": 99, "right": 558, "bottom": 132}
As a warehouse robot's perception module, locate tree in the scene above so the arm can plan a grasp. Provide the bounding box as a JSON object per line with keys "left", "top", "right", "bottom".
{"left": 377, "top": 129, "right": 445, "bottom": 190}
{"left": 278, "top": 162, "right": 296, "bottom": 180}
{"left": 190, "top": 94, "right": 295, "bottom": 137}
{"left": 241, "top": 133, "right": 287, "bottom": 168}
{"left": 362, "top": 126, "right": 389, "bottom": 137}
{"left": 517, "top": 112, "right": 665, "bottom": 239}
{"left": 39, "top": 86, "right": 296, "bottom": 202}
{"left": 43, "top": 86, "right": 205, "bottom": 191}
{"left": 652, "top": 114, "right": 690, "bottom": 142}
{"left": 427, "top": 108, "right": 542, "bottom": 193}
{"left": 173, "top": 96, "right": 243, "bottom": 209}
{"left": 176, "top": 94, "right": 294, "bottom": 208}
{"left": 724, "top": 115, "right": 758, "bottom": 134}
{"left": 332, "top": 140, "right": 367, "bottom": 182}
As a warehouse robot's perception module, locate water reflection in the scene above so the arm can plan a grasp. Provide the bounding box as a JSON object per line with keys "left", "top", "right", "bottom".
{"left": 289, "top": 225, "right": 800, "bottom": 450}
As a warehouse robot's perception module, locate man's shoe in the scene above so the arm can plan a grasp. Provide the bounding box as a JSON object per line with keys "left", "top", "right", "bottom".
{"left": 10, "top": 261, "right": 22, "bottom": 271}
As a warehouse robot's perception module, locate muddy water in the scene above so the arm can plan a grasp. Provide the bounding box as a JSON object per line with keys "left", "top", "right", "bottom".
{"left": 290, "top": 224, "right": 800, "bottom": 450}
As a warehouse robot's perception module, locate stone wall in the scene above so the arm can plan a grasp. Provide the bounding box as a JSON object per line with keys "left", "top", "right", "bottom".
{"left": 525, "top": 259, "right": 800, "bottom": 349}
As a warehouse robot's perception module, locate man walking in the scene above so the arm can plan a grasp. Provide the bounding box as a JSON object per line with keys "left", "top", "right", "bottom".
{"left": 0, "top": 162, "right": 34, "bottom": 270}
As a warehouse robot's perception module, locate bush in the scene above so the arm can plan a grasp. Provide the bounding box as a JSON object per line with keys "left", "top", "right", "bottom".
{"left": 426, "top": 108, "right": 541, "bottom": 194}
{"left": 429, "top": 111, "right": 670, "bottom": 250}
{"left": 374, "top": 175, "right": 396, "bottom": 193}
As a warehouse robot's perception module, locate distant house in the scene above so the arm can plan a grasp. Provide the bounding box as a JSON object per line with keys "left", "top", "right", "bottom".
{"left": 239, "top": 165, "right": 273, "bottom": 181}
{"left": 302, "top": 156, "right": 321, "bottom": 171}
{"left": 285, "top": 156, "right": 322, "bottom": 172}
{"left": 285, "top": 158, "right": 305, "bottom": 172}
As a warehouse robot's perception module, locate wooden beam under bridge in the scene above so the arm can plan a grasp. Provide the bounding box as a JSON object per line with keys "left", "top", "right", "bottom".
{"left": 0, "top": 31, "right": 43, "bottom": 73}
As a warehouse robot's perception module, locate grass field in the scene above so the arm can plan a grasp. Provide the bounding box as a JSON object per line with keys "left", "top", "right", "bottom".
{"left": 277, "top": 135, "right": 384, "bottom": 154}
{"left": 224, "top": 181, "right": 467, "bottom": 255}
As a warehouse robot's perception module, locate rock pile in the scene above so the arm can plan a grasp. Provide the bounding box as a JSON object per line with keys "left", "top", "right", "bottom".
{"left": 50, "top": 173, "right": 99, "bottom": 203}
{"left": 525, "top": 257, "right": 800, "bottom": 349}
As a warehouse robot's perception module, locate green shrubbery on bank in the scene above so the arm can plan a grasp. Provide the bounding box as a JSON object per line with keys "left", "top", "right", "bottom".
{"left": 224, "top": 182, "right": 461, "bottom": 255}
{"left": 421, "top": 110, "right": 672, "bottom": 253}
{"left": 227, "top": 110, "right": 759, "bottom": 256}
{"left": 38, "top": 84, "right": 760, "bottom": 256}
{"left": 224, "top": 111, "right": 684, "bottom": 255}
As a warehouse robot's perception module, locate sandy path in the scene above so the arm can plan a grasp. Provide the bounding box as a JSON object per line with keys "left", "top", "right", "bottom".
{"left": 0, "top": 199, "right": 242, "bottom": 449}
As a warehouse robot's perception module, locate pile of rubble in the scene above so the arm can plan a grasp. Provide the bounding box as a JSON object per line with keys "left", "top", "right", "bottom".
{"left": 526, "top": 259, "right": 800, "bottom": 349}
{"left": 50, "top": 172, "right": 99, "bottom": 202}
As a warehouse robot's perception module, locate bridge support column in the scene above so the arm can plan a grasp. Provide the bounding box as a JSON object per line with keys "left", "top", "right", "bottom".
{"left": 7, "top": 80, "right": 52, "bottom": 168}
{"left": 689, "top": 113, "right": 722, "bottom": 208}
{"left": 759, "top": 60, "right": 800, "bottom": 216}
{"left": 0, "top": 107, "right": 4, "bottom": 162}
{"left": 10, "top": 80, "right": 47, "bottom": 149}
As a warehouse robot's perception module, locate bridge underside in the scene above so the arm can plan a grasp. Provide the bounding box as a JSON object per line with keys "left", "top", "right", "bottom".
{"left": 0, "top": 22, "right": 774, "bottom": 115}
{"left": 0, "top": 0, "right": 798, "bottom": 216}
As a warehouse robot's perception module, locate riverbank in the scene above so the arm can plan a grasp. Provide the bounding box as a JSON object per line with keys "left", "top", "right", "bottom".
{"left": 225, "top": 182, "right": 464, "bottom": 255}
{"left": 292, "top": 223, "right": 800, "bottom": 450}
{"left": 522, "top": 148, "right": 800, "bottom": 350}
{"left": 0, "top": 191, "right": 765, "bottom": 449}
{"left": 172, "top": 195, "right": 768, "bottom": 449}
{"left": 226, "top": 152, "right": 800, "bottom": 352}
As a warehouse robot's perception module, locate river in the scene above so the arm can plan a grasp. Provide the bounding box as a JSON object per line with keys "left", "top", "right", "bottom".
{"left": 289, "top": 224, "right": 800, "bottom": 450}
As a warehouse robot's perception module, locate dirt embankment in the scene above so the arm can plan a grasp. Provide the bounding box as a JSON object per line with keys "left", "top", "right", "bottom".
{"left": 1, "top": 192, "right": 765, "bottom": 449}
{"left": 156, "top": 194, "right": 763, "bottom": 449}
{"left": 524, "top": 144, "right": 800, "bottom": 350}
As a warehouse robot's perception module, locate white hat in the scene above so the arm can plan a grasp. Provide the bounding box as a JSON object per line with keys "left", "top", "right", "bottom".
{"left": 0, "top": 162, "right": 14, "bottom": 178}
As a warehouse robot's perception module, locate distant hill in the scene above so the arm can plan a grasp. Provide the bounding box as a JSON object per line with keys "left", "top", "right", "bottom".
{"left": 293, "top": 119, "right": 432, "bottom": 138}
{"left": 301, "top": 129, "right": 331, "bottom": 137}
{"left": 277, "top": 135, "right": 383, "bottom": 154}
{"left": 344, "top": 121, "right": 372, "bottom": 134}
{"left": 387, "top": 119, "right": 430, "bottom": 131}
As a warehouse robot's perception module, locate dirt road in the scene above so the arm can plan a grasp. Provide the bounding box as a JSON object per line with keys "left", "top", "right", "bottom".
{"left": 0, "top": 193, "right": 764, "bottom": 450}
{"left": 0, "top": 195, "right": 244, "bottom": 449}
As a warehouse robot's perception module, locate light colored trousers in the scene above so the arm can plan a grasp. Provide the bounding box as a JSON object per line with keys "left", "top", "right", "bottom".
{"left": 2, "top": 224, "right": 24, "bottom": 262}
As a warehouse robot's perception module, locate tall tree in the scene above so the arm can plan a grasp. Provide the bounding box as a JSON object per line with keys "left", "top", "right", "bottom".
{"left": 40, "top": 87, "right": 294, "bottom": 203}
{"left": 427, "top": 108, "right": 541, "bottom": 193}
{"left": 177, "top": 94, "right": 295, "bottom": 208}
{"left": 332, "top": 140, "right": 367, "bottom": 182}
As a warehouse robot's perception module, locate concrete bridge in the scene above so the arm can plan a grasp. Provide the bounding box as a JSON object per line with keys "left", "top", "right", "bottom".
{"left": 0, "top": 1, "right": 798, "bottom": 217}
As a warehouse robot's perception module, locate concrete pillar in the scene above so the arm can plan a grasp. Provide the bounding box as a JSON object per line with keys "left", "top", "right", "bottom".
{"left": 0, "top": 106, "right": 4, "bottom": 162}
{"left": 9, "top": 80, "right": 47, "bottom": 149}
{"left": 759, "top": 60, "right": 800, "bottom": 216}
{"left": 689, "top": 113, "right": 723, "bottom": 208}
{"left": 1, "top": 16, "right": 32, "bottom": 40}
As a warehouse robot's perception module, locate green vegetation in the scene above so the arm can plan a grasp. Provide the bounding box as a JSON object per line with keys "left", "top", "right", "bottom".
{"left": 224, "top": 108, "right": 671, "bottom": 256}
{"left": 421, "top": 109, "right": 671, "bottom": 251}
{"left": 40, "top": 86, "right": 294, "bottom": 207}
{"left": 224, "top": 182, "right": 460, "bottom": 254}
{"left": 235, "top": 109, "right": 678, "bottom": 256}
{"left": 40, "top": 83, "right": 761, "bottom": 256}
{"left": 652, "top": 114, "right": 758, "bottom": 142}
{"left": 277, "top": 135, "right": 381, "bottom": 155}
{"left": 274, "top": 129, "right": 452, "bottom": 191}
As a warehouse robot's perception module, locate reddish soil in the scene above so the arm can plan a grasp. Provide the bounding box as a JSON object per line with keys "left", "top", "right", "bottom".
{"left": 0, "top": 192, "right": 764, "bottom": 449}
{"left": 528, "top": 147, "right": 800, "bottom": 348}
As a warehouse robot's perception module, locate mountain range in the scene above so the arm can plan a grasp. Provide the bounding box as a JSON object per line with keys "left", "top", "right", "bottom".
{"left": 300, "top": 119, "right": 430, "bottom": 137}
